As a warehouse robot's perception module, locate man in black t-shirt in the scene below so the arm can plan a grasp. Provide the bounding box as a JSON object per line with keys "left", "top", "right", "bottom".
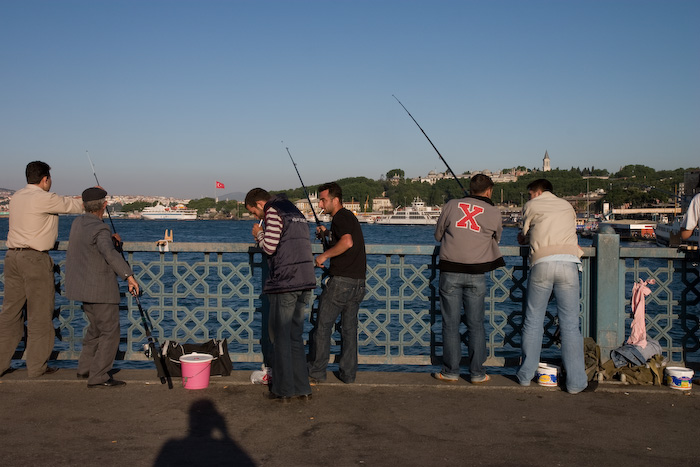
{"left": 308, "top": 182, "right": 366, "bottom": 384}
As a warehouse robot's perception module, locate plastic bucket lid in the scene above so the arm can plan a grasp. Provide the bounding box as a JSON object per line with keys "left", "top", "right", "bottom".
{"left": 179, "top": 353, "right": 214, "bottom": 364}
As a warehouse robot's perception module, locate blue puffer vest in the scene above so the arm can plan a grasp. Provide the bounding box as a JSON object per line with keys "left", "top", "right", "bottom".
{"left": 263, "top": 195, "right": 317, "bottom": 294}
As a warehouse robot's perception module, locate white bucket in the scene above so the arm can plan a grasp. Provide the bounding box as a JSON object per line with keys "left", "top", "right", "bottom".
{"left": 665, "top": 367, "right": 693, "bottom": 391}
{"left": 536, "top": 363, "right": 559, "bottom": 387}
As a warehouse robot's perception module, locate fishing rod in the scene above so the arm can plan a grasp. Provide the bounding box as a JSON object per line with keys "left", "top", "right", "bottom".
{"left": 134, "top": 293, "right": 172, "bottom": 388}
{"left": 284, "top": 144, "right": 330, "bottom": 250}
{"left": 392, "top": 95, "right": 468, "bottom": 196}
{"left": 85, "top": 151, "right": 124, "bottom": 252}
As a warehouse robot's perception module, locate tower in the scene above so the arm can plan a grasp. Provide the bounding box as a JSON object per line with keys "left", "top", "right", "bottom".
{"left": 543, "top": 150, "right": 551, "bottom": 172}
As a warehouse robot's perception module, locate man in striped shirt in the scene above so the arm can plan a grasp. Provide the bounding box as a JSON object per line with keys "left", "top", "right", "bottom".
{"left": 245, "top": 188, "right": 317, "bottom": 402}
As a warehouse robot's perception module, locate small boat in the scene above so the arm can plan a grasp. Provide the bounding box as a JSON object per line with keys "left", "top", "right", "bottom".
{"left": 141, "top": 203, "right": 197, "bottom": 220}
{"left": 600, "top": 220, "right": 656, "bottom": 241}
{"left": 576, "top": 218, "right": 599, "bottom": 238}
{"left": 356, "top": 214, "right": 376, "bottom": 224}
{"left": 305, "top": 213, "right": 331, "bottom": 223}
{"left": 375, "top": 198, "right": 441, "bottom": 226}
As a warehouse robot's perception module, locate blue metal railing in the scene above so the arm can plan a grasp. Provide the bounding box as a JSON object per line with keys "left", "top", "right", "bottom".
{"left": 1, "top": 237, "right": 698, "bottom": 367}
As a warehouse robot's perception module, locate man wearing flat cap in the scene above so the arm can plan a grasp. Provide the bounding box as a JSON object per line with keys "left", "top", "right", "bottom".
{"left": 65, "top": 187, "right": 139, "bottom": 388}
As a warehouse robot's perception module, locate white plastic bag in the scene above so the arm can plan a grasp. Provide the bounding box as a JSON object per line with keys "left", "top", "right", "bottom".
{"left": 250, "top": 364, "right": 271, "bottom": 385}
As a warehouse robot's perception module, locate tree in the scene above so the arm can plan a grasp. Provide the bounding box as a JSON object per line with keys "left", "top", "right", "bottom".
{"left": 121, "top": 201, "right": 154, "bottom": 212}
{"left": 186, "top": 197, "right": 217, "bottom": 215}
{"left": 613, "top": 165, "right": 656, "bottom": 179}
{"left": 386, "top": 168, "right": 405, "bottom": 179}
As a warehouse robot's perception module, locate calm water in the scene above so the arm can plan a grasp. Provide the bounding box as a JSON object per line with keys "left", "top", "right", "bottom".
{"left": 0, "top": 216, "right": 594, "bottom": 247}
{"left": 2, "top": 217, "right": 695, "bottom": 373}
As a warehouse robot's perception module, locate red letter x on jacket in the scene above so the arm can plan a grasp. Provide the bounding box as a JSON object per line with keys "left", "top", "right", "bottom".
{"left": 455, "top": 202, "right": 484, "bottom": 232}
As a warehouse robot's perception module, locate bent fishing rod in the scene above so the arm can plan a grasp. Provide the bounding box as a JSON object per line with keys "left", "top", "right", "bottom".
{"left": 284, "top": 144, "right": 330, "bottom": 250}
{"left": 392, "top": 95, "right": 468, "bottom": 196}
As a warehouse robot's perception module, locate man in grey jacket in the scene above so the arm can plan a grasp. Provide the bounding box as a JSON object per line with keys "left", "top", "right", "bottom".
{"left": 433, "top": 174, "right": 505, "bottom": 384}
{"left": 65, "top": 187, "right": 139, "bottom": 388}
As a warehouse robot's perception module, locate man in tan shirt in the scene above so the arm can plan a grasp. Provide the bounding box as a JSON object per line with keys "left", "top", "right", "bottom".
{"left": 0, "top": 161, "right": 83, "bottom": 377}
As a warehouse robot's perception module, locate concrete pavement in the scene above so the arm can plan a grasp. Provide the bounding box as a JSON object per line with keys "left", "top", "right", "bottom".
{"left": 1, "top": 369, "right": 698, "bottom": 466}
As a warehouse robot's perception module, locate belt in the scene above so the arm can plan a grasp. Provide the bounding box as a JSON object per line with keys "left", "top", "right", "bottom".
{"left": 8, "top": 247, "right": 48, "bottom": 253}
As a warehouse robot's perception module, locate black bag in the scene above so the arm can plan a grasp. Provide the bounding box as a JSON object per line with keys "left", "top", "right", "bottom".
{"left": 161, "top": 339, "right": 233, "bottom": 377}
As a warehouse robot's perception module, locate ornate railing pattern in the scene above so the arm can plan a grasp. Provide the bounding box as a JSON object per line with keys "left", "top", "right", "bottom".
{"left": 1, "top": 239, "right": 698, "bottom": 367}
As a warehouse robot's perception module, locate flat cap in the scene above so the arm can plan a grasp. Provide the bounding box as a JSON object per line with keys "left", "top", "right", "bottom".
{"left": 82, "top": 187, "right": 108, "bottom": 202}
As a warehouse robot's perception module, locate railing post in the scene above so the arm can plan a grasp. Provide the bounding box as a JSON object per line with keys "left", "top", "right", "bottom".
{"left": 592, "top": 226, "right": 624, "bottom": 362}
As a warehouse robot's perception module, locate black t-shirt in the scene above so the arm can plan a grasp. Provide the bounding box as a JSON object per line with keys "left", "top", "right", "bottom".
{"left": 328, "top": 208, "right": 366, "bottom": 279}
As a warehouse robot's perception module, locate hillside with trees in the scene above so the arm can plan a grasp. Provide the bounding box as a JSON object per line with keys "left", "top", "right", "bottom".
{"left": 272, "top": 165, "right": 696, "bottom": 211}
{"left": 146, "top": 165, "right": 696, "bottom": 217}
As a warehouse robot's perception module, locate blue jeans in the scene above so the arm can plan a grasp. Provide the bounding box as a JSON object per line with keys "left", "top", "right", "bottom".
{"left": 308, "top": 276, "right": 365, "bottom": 383}
{"left": 268, "top": 290, "right": 312, "bottom": 397}
{"left": 438, "top": 272, "right": 487, "bottom": 380}
{"left": 517, "top": 261, "right": 588, "bottom": 393}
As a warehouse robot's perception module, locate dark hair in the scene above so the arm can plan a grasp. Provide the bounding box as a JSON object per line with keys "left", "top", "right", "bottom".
{"left": 526, "top": 178, "right": 554, "bottom": 193}
{"left": 26, "top": 161, "right": 51, "bottom": 184}
{"left": 318, "top": 182, "right": 343, "bottom": 203}
{"left": 244, "top": 188, "right": 271, "bottom": 207}
{"left": 469, "top": 174, "right": 494, "bottom": 195}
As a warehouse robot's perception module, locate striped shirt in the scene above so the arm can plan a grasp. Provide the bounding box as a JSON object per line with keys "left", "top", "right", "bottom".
{"left": 255, "top": 206, "right": 283, "bottom": 255}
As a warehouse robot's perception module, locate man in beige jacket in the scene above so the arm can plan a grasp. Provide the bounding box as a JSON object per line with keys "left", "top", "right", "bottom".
{"left": 0, "top": 161, "right": 84, "bottom": 377}
{"left": 516, "top": 179, "right": 590, "bottom": 394}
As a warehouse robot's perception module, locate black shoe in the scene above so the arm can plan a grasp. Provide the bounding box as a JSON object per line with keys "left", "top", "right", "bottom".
{"left": 88, "top": 379, "right": 126, "bottom": 388}
{"left": 263, "top": 392, "right": 291, "bottom": 403}
{"left": 297, "top": 394, "right": 313, "bottom": 401}
{"left": 41, "top": 367, "right": 60, "bottom": 376}
{"left": 77, "top": 373, "right": 89, "bottom": 379}
{"left": 0, "top": 368, "right": 16, "bottom": 377}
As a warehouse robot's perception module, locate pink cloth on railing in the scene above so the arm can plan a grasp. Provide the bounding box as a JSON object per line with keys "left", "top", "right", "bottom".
{"left": 627, "top": 279, "right": 655, "bottom": 348}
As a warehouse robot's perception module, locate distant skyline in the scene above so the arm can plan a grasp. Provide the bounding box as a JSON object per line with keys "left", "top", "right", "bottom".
{"left": 2, "top": 1, "right": 698, "bottom": 198}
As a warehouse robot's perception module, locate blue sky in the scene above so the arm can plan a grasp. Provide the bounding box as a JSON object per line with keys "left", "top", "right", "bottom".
{"left": 1, "top": 0, "right": 698, "bottom": 198}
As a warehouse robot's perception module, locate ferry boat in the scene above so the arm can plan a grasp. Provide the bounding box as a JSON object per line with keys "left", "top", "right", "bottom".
{"left": 655, "top": 220, "right": 699, "bottom": 246}
{"left": 375, "top": 198, "right": 441, "bottom": 225}
{"left": 141, "top": 204, "right": 197, "bottom": 220}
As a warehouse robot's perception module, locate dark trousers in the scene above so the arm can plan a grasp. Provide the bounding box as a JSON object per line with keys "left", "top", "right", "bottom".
{"left": 308, "top": 276, "right": 365, "bottom": 383}
{"left": 268, "top": 291, "right": 312, "bottom": 398}
{"left": 78, "top": 302, "right": 121, "bottom": 385}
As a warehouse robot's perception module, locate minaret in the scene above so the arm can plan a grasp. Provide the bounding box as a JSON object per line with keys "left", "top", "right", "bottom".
{"left": 543, "top": 150, "right": 551, "bottom": 172}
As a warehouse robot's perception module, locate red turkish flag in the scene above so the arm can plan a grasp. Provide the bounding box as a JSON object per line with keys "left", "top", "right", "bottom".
{"left": 215, "top": 181, "right": 225, "bottom": 189}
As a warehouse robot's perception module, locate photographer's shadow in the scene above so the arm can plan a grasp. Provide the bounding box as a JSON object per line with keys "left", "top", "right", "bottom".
{"left": 153, "top": 399, "right": 255, "bottom": 467}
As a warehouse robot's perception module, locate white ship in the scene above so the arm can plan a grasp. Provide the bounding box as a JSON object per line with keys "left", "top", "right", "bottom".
{"left": 141, "top": 204, "right": 197, "bottom": 220}
{"left": 655, "top": 219, "right": 699, "bottom": 246}
{"left": 375, "top": 198, "right": 441, "bottom": 225}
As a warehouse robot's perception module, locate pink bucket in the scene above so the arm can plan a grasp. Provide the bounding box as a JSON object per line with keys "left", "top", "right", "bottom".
{"left": 179, "top": 353, "right": 214, "bottom": 389}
